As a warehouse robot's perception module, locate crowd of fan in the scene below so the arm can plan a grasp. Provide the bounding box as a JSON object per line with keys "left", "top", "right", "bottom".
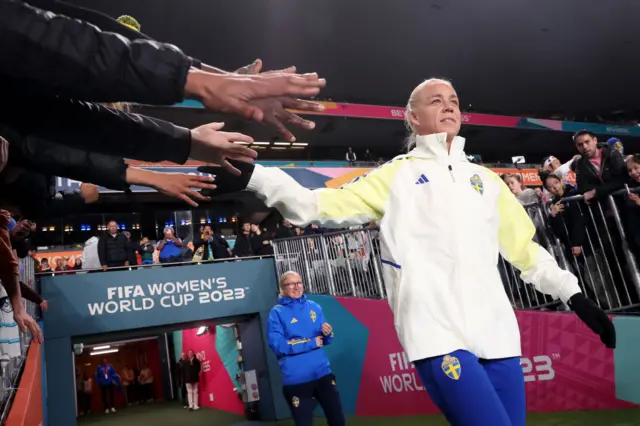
{"left": 501, "top": 132, "right": 640, "bottom": 308}
{"left": 34, "top": 219, "right": 335, "bottom": 273}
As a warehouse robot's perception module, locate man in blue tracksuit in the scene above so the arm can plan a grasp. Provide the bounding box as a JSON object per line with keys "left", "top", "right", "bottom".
{"left": 267, "top": 271, "right": 345, "bottom": 426}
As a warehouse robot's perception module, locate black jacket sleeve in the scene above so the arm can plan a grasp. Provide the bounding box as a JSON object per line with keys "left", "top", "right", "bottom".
{"left": 44, "top": 191, "right": 88, "bottom": 219}
{"left": 566, "top": 202, "right": 586, "bottom": 248}
{"left": 575, "top": 160, "right": 588, "bottom": 194}
{"left": 0, "top": 0, "right": 190, "bottom": 104}
{"left": 0, "top": 97, "right": 192, "bottom": 164}
{"left": 98, "top": 234, "right": 107, "bottom": 266}
{"left": 595, "top": 150, "right": 627, "bottom": 198}
{"left": 7, "top": 130, "right": 129, "bottom": 190}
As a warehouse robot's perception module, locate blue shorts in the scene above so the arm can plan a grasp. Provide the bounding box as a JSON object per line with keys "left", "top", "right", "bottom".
{"left": 414, "top": 350, "right": 525, "bottom": 426}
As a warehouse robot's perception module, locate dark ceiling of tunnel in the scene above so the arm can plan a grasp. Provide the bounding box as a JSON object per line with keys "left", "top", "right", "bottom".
{"left": 68, "top": 0, "right": 640, "bottom": 122}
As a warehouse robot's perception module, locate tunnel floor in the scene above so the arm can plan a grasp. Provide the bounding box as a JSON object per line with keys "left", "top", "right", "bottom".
{"left": 76, "top": 402, "right": 640, "bottom": 425}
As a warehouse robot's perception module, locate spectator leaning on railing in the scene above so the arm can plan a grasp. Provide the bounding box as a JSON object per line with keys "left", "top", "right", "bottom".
{"left": 572, "top": 130, "right": 626, "bottom": 202}
{"left": 572, "top": 130, "right": 636, "bottom": 304}
{"left": 623, "top": 155, "right": 640, "bottom": 259}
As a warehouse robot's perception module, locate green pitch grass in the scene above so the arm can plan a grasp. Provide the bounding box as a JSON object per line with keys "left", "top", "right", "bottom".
{"left": 77, "top": 402, "right": 640, "bottom": 425}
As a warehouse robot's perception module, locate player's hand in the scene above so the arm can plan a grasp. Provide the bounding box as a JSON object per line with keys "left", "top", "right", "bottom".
{"left": 189, "top": 123, "right": 256, "bottom": 176}
{"left": 186, "top": 70, "right": 326, "bottom": 123}
{"left": 568, "top": 293, "right": 616, "bottom": 348}
{"left": 152, "top": 172, "right": 217, "bottom": 207}
{"left": 102, "top": 265, "right": 108, "bottom": 271}
{"left": 197, "top": 160, "right": 255, "bottom": 196}
{"left": 315, "top": 336, "right": 324, "bottom": 347}
{"left": 321, "top": 322, "right": 332, "bottom": 336}
{"left": 14, "top": 308, "right": 43, "bottom": 344}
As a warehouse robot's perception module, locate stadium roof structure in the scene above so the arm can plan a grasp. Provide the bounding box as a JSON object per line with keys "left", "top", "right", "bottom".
{"left": 77, "top": 0, "right": 640, "bottom": 120}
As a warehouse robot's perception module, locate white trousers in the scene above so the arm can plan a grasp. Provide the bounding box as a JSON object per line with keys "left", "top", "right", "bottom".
{"left": 186, "top": 383, "right": 199, "bottom": 408}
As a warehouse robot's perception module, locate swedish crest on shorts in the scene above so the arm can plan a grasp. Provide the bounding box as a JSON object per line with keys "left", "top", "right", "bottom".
{"left": 441, "top": 355, "right": 461, "bottom": 380}
{"left": 470, "top": 174, "right": 484, "bottom": 195}
{"left": 292, "top": 396, "right": 300, "bottom": 407}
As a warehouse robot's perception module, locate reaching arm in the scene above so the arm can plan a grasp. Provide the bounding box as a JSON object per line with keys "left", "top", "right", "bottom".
{"left": 491, "top": 172, "right": 581, "bottom": 303}
{"left": 7, "top": 131, "right": 129, "bottom": 190}
{"left": 98, "top": 236, "right": 107, "bottom": 267}
{"left": 246, "top": 159, "right": 405, "bottom": 228}
{"left": 267, "top": 308, "right": 318, "bottom": 357}
{"left": 0, "top": 98, "right": 191, "bottom": 165}
{"left": 0, "top": 0, "right": 190, "bottom": 104}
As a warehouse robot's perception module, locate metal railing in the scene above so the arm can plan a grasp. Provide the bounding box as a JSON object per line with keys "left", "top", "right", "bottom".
{"left": 0, "top": 256, "right": 39, "bottom": 422}
{"left": 273, "top": 228, "right": 385, "bottom": 299}
{"left": 34, "top": 254, "right": 275, "bottom": 277}
{"left": 547, "top": 187, "right": 640, "bottom": 312}
{"left": 271, "top": 186, "right": 640, "bottom": 313}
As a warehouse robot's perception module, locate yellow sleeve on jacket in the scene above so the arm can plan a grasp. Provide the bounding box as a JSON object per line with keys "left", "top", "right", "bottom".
{"left": 489, "top": 171, "right": 581, "bottom": 303}
{"left": 246, "top": 159, "right": 406, "bottom": 228}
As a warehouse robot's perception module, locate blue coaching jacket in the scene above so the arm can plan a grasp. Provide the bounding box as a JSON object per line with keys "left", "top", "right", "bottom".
{"left": 267, "top": 295, "right": 334, "bottom": 386}
{"left": 95, "top": 363, "right": 121, "bottom": 391}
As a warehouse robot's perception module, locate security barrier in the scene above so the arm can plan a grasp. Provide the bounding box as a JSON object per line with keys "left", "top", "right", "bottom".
{"left": 549, "top": 187, "right": 640, "bottom": 312}
{"left": 272, "top": 228, "right": 385, "bottom": 299}
{"left": 0, "top": 256, "right": 39, "bottom": 422}
{"left": 272, "top": 186, "right": 640, "bottom": 313}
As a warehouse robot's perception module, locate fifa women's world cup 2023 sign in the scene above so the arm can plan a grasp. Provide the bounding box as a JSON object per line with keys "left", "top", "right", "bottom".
{"left": 41, "top": 259, "right": 277, "bottom": 338}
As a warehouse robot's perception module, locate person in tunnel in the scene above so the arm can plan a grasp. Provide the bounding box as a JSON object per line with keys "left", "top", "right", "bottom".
{"left": 201, "top": 79, "right": 615, "bottom": 426}
{"left": 95, "top": 358, "right": 120, "bottom": 414}
{"left": 267, "top": 271, "right": 345, "bottom": 426}
{"left": 183, "top": 349, "right": 202, "bottom": 411}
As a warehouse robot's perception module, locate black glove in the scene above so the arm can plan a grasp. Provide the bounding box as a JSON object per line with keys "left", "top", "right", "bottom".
{"left": 568, "top": 293, "right": 616, "bottom": 348}
{"left": 198, "top": 160, "right": 255, "bottom": 197}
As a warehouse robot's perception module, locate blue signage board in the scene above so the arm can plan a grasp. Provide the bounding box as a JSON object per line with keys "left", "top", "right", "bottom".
{"left": 41, "top": 259, "right": 278, "bottom": 339}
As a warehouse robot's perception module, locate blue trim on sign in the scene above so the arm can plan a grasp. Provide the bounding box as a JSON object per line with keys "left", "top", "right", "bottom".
{"left": 380, "top": 259, "right": 401, "bottom": 269}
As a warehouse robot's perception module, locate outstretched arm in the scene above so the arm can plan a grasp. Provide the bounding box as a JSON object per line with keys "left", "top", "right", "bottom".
{"left": 491, "top": 172, "right": 581, "bottom": 302}
{"left": 202, "top": 158, "right": 407, "bottom": 228}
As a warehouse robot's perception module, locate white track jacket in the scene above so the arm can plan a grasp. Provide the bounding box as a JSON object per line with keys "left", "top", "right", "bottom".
{"left": 247, "top": 133, "right": 582, "bottom": 361}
